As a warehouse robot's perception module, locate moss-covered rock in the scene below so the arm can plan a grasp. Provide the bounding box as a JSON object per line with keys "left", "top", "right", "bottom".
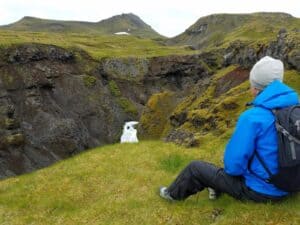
{"left": 117, "top": 97, "right": 138, "bottom": 115}
{"left": 139, "top": 91, "right": 178, "bottom": 139}
{"left": 188, "top": 109, "right": 217, "bottom": 131}
{"left": 101, "top": 57, "right": 148, "bottom": 82}
{"left": 164, "top": 129, "right": 199, "bottom": 147}
{"left": 1, "top": 133, "right": 25, "bottom": 147}
{"left": 159, "top": 66, "right": 256, "bottom": 145}
{"left": 0, "top": 68, "right": 21, "bottom": 91}
{"left": 4, "top": 118, "right": 20, "bottom": 130}
{"left": 82, "top": 75, "right": 97, "bottom": 88}
{"left": 108, "top": 80, "right": 121, "bottom": 97}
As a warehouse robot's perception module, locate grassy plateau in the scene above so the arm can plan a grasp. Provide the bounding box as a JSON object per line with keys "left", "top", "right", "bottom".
{"left": 0, "top": 30, "right": 196, "bottom": 59}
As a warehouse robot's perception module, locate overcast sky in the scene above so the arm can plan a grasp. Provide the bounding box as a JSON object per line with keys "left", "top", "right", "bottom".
{"left": 0, "top": 0, "right": 299, "bottom": 37}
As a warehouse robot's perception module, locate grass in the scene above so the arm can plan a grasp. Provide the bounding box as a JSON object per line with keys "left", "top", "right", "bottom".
{"left": 0, "top": 30, "right": 197, "bottom": 60}
{"left": 172, "top": 13, "right": 300, "bottom": 51}
{"left": 0, "top": 140, "right": 299, "bottom": 225}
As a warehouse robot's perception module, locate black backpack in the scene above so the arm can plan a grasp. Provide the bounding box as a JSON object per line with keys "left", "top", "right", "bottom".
{"left": 249, "top": 105, "right": 300, "bottom": 192}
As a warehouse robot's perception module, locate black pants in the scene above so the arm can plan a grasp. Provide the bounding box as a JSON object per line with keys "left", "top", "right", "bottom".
{"left": 167, "top": 160, "right": 285, "bottom": 202}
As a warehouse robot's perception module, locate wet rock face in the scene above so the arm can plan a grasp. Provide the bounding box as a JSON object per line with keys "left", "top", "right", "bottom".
{"left": 0, "top": 44, "right": 135, "bottom": 178}
{"left": 0, "top": 44, "right": 211, "bottom": 178}
{"left": 101, "top": 54, "right": 210, "bottom": 94}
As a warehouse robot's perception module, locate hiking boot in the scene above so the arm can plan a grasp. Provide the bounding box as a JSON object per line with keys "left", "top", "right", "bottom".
{"left": 208, "top": 188, "right": 219, "bottom": 200}
{"left": 159, "top": 186, "right": 174, "bottom": 201}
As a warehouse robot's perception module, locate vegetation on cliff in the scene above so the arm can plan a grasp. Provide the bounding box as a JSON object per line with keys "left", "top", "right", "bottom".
{"left": 139, "top": 65, "right": 300, "bottom": 147}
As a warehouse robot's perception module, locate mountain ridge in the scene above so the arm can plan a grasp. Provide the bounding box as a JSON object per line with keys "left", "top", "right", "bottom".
{"left": 0, "top": 13, "right": 164, "bottom": 39}
{"left": 167, "top": 12, "right": 300, "bottom": 49}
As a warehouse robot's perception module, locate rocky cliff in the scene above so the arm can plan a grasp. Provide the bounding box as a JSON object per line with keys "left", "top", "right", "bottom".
{"left": 0, "top": 44, "right": 210, "bottom": 178}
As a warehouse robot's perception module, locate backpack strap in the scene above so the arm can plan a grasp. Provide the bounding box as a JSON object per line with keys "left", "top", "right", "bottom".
{"left": 248, "top": 151, "right": 273, "bottom": 183}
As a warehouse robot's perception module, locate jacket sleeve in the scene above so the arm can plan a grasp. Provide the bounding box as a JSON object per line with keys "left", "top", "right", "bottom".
{"left": 224, "top": 110, "right": 259, "bottom": 176}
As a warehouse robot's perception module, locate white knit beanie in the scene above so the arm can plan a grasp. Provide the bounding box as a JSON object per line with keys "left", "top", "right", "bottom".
{"left": 249, "top": 56, "right": 284, "bottom": 90}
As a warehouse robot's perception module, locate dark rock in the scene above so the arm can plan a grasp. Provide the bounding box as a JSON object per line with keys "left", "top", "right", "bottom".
{"left": 287, "top": 50, "right": 300, "bottom": 71}
{"left": 186, "top": 23, "right": 208, "bottom": 35}
{"left": 6, "top": 44, "right": 74, "bottom": 64}
{"left": 0, "top": 133, "right": 25, "bottom": 148}
{"left": 170, "top": 112, "right": 187, "bottom": 127}
{"left": 223, "top": 29, "right": 300, "bottom": 71}
{"left": 222, "top": 102, "right": 238, "bottom": 110}
{"left": 214, "top": 67, "right": 249, "bottom": 97}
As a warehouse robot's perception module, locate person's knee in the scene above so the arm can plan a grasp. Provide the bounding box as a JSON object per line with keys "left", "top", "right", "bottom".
{"left": 188, "top": 160, "right": 204, "bottom": 170}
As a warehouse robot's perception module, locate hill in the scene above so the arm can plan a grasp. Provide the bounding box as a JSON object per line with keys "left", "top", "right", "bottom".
{"left": 0, "top": 13, "right": 164, "bottom": 39}
{"left": 168, "top": 12, "right": 300, "bottom": 50}
{"left": 0, "top": 141, "right": 299, "bottom": 225}
{"left": 0, "top": 29, "right": 194, "bottom": 59}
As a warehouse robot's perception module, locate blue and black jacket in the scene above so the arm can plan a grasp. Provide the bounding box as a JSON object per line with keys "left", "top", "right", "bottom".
{"left": 224, "top": 80, "right": 299, "bottom": 196}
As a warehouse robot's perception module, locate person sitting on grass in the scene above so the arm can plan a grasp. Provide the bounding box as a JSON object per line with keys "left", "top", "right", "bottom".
{"left": 159, "top": 56, "right": 299, "bottom": 202}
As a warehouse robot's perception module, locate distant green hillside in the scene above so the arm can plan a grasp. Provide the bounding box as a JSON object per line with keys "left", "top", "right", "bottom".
{"left": 0, "top": 140, "right": 299, "bottom": 225}
{"left": 0, "top": 13, "right": 164, "bottom": 39}
{"left": 168, "top": 12, "right": 300, "bottom": 50}
{"left": 0, "top": 30, "right": 195, "bottom": 59}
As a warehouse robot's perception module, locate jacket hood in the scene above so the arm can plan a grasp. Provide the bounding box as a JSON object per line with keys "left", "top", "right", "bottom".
{"left": 253, "top": 80, "right": 299, "bottom": 109}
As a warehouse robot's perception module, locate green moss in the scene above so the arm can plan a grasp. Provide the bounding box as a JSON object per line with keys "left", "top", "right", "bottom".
{"left": 4, "top": 118, "right": 19, "bottom": 129}
{"left": 82, "top": 75, "right": 97, "bottom": 88}
{"left": 117, "top": 97, "right": 138, "bottom": 115}
{"left": 108, "top": 80, "right": 137, "bottom": 115}
{"left": 2, "top": 134, "right": 25, "bottom": 147}
{"left": 108, "top": 80, "right": 121, "bottom": 97}
{"left": 198, "top": 60, "right": 214, "bottom": 74}
{"left": 0, "top": 69, "right": 20, "bottom": 90}
{"left": 139, "top": 91, "right": 177, "bottom": 139}
{"left": 212, "top": 65, "right": 238, "bottom": 80}
{"left": 284, "top": 70, "right": 300, "bottom": 93}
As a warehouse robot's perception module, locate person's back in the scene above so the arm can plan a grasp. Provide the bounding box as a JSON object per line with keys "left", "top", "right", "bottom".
{"left": 224, "top": 80, "right": 298, "bottom": 197}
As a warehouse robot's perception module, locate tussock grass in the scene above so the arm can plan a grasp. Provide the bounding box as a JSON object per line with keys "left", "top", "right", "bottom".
{"left": 0, "top": 140, "right": 299, "bottom": 225}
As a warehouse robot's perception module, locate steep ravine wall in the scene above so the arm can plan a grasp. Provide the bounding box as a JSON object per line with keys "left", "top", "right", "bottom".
{"left": 0, "top": 44, "right": 211, "bottom": 178}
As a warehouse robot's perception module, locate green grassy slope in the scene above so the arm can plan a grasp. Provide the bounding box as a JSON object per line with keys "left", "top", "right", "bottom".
{"left": 169, "top": 12, "right": 300, "bottom": 50}
{"left": 0, "top": 30, "right": 196, "bottom": 59}
{"left": 0, "top": 140, "right": 299, "bottom": 225}
{"left": 1, "top": 13, "right": 164, "bottom": 39}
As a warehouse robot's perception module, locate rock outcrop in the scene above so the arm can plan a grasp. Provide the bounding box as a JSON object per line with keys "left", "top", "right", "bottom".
{"left": 223, "top": 29, "right": 300, "bottom": 70}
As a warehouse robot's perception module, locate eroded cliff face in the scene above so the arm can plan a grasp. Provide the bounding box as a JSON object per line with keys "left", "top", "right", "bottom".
{"left": 0, "top": 44, "right": 211, "bottom": 178}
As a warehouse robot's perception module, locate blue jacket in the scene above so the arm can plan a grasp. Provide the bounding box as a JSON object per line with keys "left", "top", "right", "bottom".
{"left": 224, "top": 80, "right": 299, "bottom": 196}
